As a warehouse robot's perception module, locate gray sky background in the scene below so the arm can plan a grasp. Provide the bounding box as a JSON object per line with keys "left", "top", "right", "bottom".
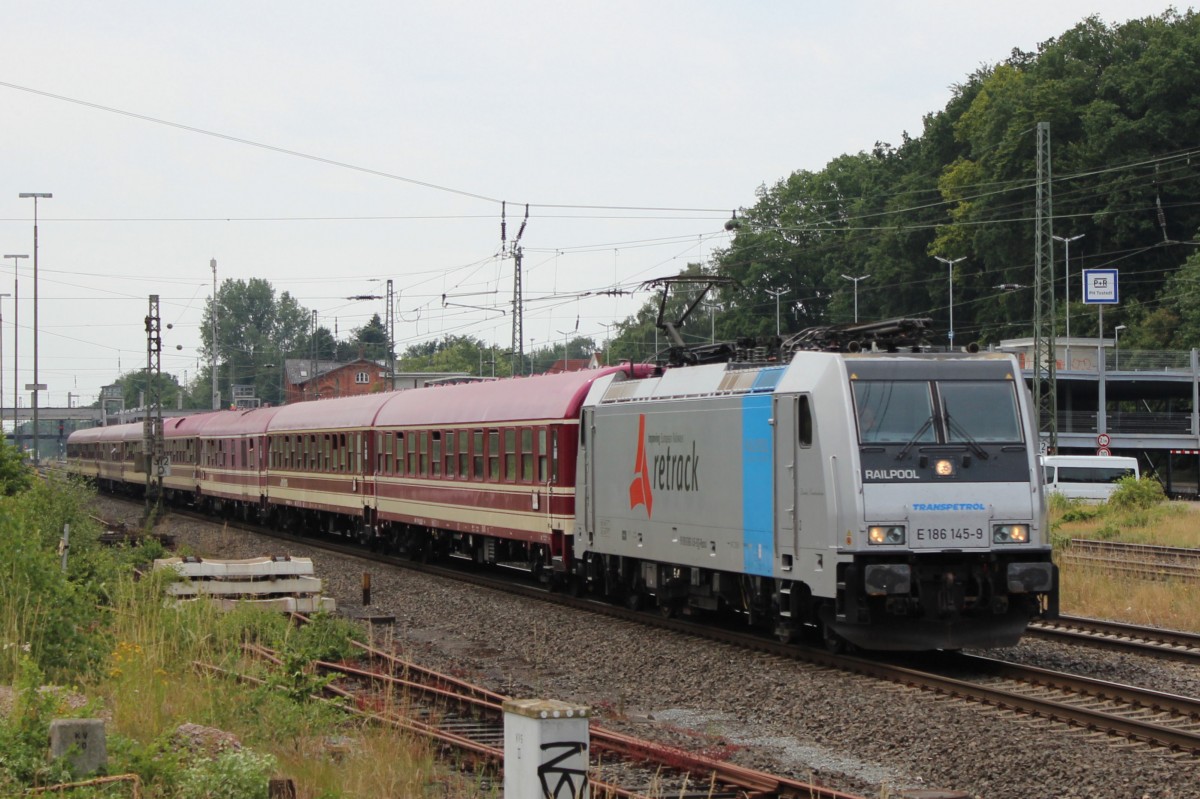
{"left": 0, "top": 1, "right": 1183, "bottom": 412}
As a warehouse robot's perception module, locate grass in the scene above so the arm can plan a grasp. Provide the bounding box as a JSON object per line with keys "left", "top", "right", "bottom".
{"left": 89, "top": 572, "right": 483, "bottom": 798}
{"left": 0, "top": 459, "right": 492, "bottom": 798}
{"left": 1050, "top": 477, "right": 1200, "bottom": 633}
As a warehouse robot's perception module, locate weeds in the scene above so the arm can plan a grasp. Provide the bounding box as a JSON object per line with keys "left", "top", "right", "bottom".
{"left": 1052, "top": 479, "right": 1200, "bottom": 631}
{"left": 0, "top": 467, "right": 467, "bottom": 797}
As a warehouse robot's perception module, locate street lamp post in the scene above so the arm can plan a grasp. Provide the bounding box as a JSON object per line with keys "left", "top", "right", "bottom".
{"left": 2, "top": 253, "right": 23, "bottom": 437}
{"left": 1053, "top": 233, "right": 1085, "bottom": 369}
{"left": 3, "top": 251, "right": 24, "bottom": 436}
{"left": 556, "top": 329, "right": 574, "bottom": 370}
{"left": 840, "top": 274, "right": 870, "bottom": 323}
{"left": 934, "top": 256, "right": 966, "bottom": 349}
{"left": 0, "top": 292, "right": 10, "bottom": 434}
{"left": 1114, "top": 325, "right": 1127, "bottom": 371}
{"left": 18, "top": 193, "right": 51, "bottom": 466}
{"left": 765, "top": 288, "right": 788, "bottom": 336}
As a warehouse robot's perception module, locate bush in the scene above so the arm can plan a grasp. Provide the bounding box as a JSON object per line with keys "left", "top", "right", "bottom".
{"left": 0, "top": 658, "right": 83, "bottom": 790}
{"left": 0, "top": 478, "right": 117, "bottom": 682}
{"left": 1109, "top": 475, "right": 1166, "bottom": 510}
{"left": 177, "top": 748, "right": 276, "bottom": 799}
{"left": 0, "top": 440, "right": 33, "bottom": 497}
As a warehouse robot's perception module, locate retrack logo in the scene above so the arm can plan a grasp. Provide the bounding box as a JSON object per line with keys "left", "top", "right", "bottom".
{"left": 629, "top": 414, "right": 653, "bottom": 518}
{"left": 629, "top": 415, "right": 702, "bottom": 519}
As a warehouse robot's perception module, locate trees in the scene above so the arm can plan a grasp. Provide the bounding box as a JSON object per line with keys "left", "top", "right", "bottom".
{"left": 710, "top": 10, "right": 1200, "bottom": 349}
{"left": 108, "top": 369, "right": 184, "bottom": 413}
{"left": 198, "top": 278, "right": 312, "bottom": 407}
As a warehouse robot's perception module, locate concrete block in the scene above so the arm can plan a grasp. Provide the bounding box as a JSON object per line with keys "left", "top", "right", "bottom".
{"left": 503, "top": 698, "right": 589, "bottom": 799}
{"left": 49, "top": 718, "right": 107, "bottom": 776}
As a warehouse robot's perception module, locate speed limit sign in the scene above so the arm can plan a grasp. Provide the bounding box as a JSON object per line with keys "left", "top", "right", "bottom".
{"left": 1097, "top": 446, "right": 1112, "bottom": 457}
{"left": 1097, "top": 433, "right": 1111, "bottom": 447}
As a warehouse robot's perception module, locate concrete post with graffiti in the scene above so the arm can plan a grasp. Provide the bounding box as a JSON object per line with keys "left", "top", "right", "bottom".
{"left": 503, "top": 698, "right": 589, "bottom": 799}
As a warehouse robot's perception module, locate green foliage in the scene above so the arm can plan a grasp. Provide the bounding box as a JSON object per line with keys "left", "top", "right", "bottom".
{"left": 177, "top": 748, "right": 276, "bottom": 799}
{"left": 197, "top": 277, "right": 314, "bottom": 407}
{"left": 109, "top": 369, "right": 185, "bottom": 414}
{"left": 341, "top": 313, "right": 390, "bottom": 362}
{"left": 288, "top": 612, "right": 366, "bottom": 664}
{"left": 699, "top": 10, "right": 1200, "bottom": 349}
{"left": 0, "top": 440, "right": 33, "bottom": 497}
{"left": 107, "top": 734, "right": 185, "bottom": 796}
{"left": 264, "top": 613, "right": 364, "bottom": 704}
{"left": 1108, "top": 475, "right": 1166, "bottom": 510}
{"left": 0, "top": 476, "right": 116, "bottom": 682}
{"left": 0, "top": 658, "right": 79, "bottom": 790}
{"left": 399, "top": 334, "right": 518, "bottom": 377}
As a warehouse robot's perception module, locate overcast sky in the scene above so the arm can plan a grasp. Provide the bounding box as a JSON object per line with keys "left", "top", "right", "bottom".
{"left": 0, "top": 1, "right": 1183, "bottom": 411}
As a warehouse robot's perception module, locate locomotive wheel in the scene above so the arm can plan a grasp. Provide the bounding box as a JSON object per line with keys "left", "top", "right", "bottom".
{"left": 822, "top": 623, "right": 848, "bottom": 654}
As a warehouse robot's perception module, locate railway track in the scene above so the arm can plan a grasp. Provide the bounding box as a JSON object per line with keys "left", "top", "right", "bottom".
{"left": 1062, "top": 538, "right": 1200, "bottom": 581}
{"left": 110, "top": 500, "right": 1200, "bottom": 762}
{"left": 1029, "top": 614, "right": 1200, "bottom": 664}
{"left": 213, "top": 638, "right": 869, "bottom": 799}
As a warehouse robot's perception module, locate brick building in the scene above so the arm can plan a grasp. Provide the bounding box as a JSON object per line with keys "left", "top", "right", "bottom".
{"left": 282, "top": 359, "right": 466, "bottom": 403}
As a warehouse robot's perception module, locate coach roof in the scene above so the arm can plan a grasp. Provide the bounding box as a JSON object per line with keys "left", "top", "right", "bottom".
{"left": 374, "top": 366, "right": 646, "bottom": 428}
{"left": 190, "top": 406, "right": 282, "bottom": 437}
{"left": 267, "top": 392, "right": 397, "bottom": 433}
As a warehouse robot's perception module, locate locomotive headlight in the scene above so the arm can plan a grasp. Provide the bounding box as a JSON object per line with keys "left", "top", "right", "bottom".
{"left": 934, "top": 459, "right": 955, "bottom": 477}
{"left": 868, "top": 525, "right": 906, "bottom": 545}
{"left": 993, "top": 524, "right": 1030, "bottom": 544}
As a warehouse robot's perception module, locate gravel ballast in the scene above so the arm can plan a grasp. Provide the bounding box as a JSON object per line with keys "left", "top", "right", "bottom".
{"left": 102, "top": 499, "right": 1200, "bottom": 799}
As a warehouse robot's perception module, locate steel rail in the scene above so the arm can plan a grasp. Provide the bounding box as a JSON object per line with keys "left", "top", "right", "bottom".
{"left": 1029, "top": 614, "right": 1200, "bottom": 664}
{"left": 324, "top": 642, "right": 869, "bottom": 799}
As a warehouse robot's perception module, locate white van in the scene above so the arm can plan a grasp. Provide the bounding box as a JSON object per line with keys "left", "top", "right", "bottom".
{"left": 1040, "top": 455, "right": 1139, "bottom": 502}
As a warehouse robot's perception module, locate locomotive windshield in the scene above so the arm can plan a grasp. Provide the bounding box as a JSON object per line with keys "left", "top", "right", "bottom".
{"left": 853, "top": 379, "right": 1023, "bottom": 445}
{"left": 853, "top": 381, "right": 936, "bottom": 444}
{"left": 939, "top": 381, "right": 1022, "bottom": 443}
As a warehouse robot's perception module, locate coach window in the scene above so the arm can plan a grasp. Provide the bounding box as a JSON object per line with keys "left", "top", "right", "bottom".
{"left": 417, "top": 431, "right": 428, "bottom": 476}
{"left": 799, "top": 395, "right": 813, "bottom": 447}
{"left": 521, "top": 428, "right": 534, "bottom": 482}
{"left": 445, "top": 431, "right": 456, "bottom": 478}
{"left": 407, "top": 432, "right": 418, "bottom": 475}
{"left": 431, "top": 431, "right": 442, "bottom": 477}
{"left": 504, "top": 429, "right": 517, "bottom": 481}
{"left": 473, "top": 430, "right": 484, "bottom": 479}
{"left": 458, "top": 433, "right": 469, "bottom": 477}
{"left": 537, "top": 429, "right": 548, "bottom": 482}
{"left": 488, "top": 430, "right": 500, "bottom": 480}
{"left": 394, "top": 433, "right": 405, "bottom": 475}
{"left": 551, "top": 429, "right": 560, "bottom": 482}
{"left": 241, "top": 440, "right": 249, "bottom": 469}
{"left": 310, "top": 435, "right": 318, "bottom": 470}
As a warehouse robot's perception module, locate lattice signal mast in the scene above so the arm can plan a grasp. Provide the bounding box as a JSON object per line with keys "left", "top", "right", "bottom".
{"left": 1032, "top": 121, "right": 1057, "bottom": 451}
{"left": 503, "top": 203, "right": 529, "bottom": 373}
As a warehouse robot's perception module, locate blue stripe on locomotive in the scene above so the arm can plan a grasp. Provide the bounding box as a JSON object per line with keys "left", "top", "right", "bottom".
{"left": 742, "top": 367, "right": 783, "bottom": 576}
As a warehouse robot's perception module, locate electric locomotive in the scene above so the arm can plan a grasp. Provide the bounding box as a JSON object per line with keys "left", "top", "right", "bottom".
{"left": 573, "top": 347, "right": 1057, "bottom": 651}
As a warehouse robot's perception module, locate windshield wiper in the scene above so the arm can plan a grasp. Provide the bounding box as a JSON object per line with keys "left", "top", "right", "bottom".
{"left": 895, "top": 415, "right": 934, "bottom": 461}
{"left": 944, "top": 410, "right": 989, "bottom": 460}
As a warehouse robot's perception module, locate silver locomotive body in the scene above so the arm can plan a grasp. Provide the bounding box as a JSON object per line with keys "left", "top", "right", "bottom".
{"left": 575, "top": 351, "right": 1057, "bottom": 651}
